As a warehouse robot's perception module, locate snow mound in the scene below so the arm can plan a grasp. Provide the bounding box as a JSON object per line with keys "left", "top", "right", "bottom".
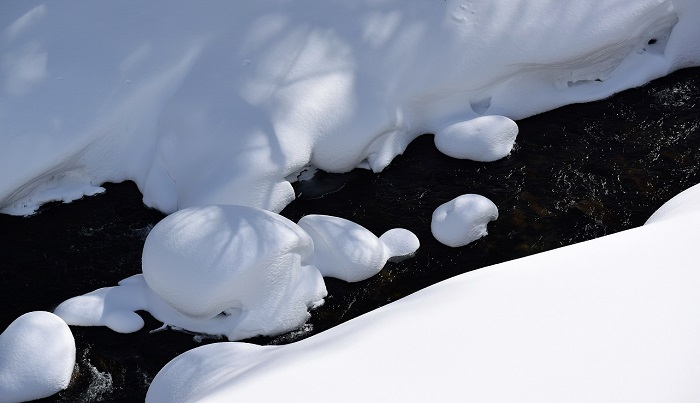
{"left": 380, "top": 228, "right": 421, "bottom": 262}
{"left": 431, "top": 194, "right": 499, "bottom": 247}
{"left": 434, "top": 116, "right": 519, "bottom": 162}
{"left": 0, "top": 311, "right": 76, "bottom": 403}
{"left": 298, "top": 215, "right": 419, "bottom": 282}
{"left": 141, "top": 205, "right": 326, "bottom": 339}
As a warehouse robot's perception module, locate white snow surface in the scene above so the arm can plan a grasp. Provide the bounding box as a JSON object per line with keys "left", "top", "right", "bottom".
{"left": 431, "top": 194, "right": 499, "bottom": 247}
{"left": 148, "top": 190, "right": 700, "bottom": 402}
{"left": 434, "top": 116, "right": 519, "bottom": 161}
{"left": 0, "top": 312, "right": 76, "bottom": 403}
{"left": 298, "top": 215, "right": 419, "bottom": 282}
{"left": 2, "top": 0, "right": 700, "bottom": 215}
{"left": 56, "top": 206, "right": 418, "bottom": 340}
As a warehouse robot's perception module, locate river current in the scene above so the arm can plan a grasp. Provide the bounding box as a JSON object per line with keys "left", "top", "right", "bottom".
{"left": 0, "top": 67, "right": 698, "bottom": 401}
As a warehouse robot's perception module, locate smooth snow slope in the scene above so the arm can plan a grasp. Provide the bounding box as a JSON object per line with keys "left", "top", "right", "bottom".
{"left": 2, "top": 0, "right": 699, "bottom": 215}
{"left": 148, "top": 188, "right": 700, "bottom": 402}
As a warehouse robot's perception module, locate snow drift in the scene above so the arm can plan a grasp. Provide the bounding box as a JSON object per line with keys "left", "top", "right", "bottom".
{"left": 2, "top": 0, "right": 699, "bottom": 215}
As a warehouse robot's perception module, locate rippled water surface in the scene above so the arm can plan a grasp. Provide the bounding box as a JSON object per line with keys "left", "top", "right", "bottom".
{"left": 1, "top": 67, "right": 698, "bottom": 401}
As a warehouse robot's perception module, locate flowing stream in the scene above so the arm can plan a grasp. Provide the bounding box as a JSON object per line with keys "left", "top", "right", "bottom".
{"left": 0, "top": 67, "right": 698, "bottom": 401}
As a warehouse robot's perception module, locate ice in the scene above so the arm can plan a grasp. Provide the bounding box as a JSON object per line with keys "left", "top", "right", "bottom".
{"left": 431, "top": 194, "right": 499, "bottom": 247}
{"left": 298, "top": 215, "right": 419, "bottom": 282}
{"left": 148, "top": 187, "right": 700, "bottom": 402}
{"left": 0, "top": 312, "right": 76, "bottom": 403}
{"left": 1, "top": 1, "right": 699, "bottom": 215}
{"left": 434, "top": 116, "right": 518, "bottom": 162}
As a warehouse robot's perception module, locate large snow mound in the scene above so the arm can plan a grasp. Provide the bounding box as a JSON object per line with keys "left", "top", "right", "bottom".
{"left": 147, "top": 192, "right": 700, "bottom": 402}
{"left": 2, "top": 0, "right": 699, "bottom": 215}
{"left": 0, "top": 311, "right": 76, "bottom": 403}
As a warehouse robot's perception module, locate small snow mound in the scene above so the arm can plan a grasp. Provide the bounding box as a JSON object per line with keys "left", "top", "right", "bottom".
{"left": 380, "top": 228, "right": 420, "bottom": 261}
{"left": 434, "top": 116, "right": 518, "bottom": 162}
{"left": 0, "top": 311, "right": 76, "bottom": 402}
{"left": 431, "top": 194, "right": 499, "bottom": 247}
{"left": 298, "top": 214, "right": 394, "bottom": 282}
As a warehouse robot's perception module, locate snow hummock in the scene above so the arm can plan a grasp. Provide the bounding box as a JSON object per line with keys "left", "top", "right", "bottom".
{"left": 0, "top": 311, "right": 76, "bottom": 403}
{"left": 1, "top": 1, "right": 699, "bottom": 215}
{"left": 298, "top": 215, "right": 419, "bottom": 282}
{"left": 147, "top": 188, "right": 700, "bottom": 402}
{"left": 56, "top": 206, "right": 418, "bottom": 340}
{"left": 434, "top": 116, "right": 518, "bottom": 161}
{"left": 141, "top": 205, "right": 325, "bottom": 323}
{"left": 431, "top": 194, "right": 499, "bottom": 247}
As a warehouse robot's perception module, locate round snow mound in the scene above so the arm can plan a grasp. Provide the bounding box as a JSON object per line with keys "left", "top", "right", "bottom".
{"left": 142, "top": 205, "right": 326, "bottom": 339}
{"left": 431, "top": 194, "right": 499, "bottom": 247}
{"left": 434, "top": 115, "right": 518, "bottom": 162}
{"left": 0, "top": 311, "right": 76, "bottom": 402}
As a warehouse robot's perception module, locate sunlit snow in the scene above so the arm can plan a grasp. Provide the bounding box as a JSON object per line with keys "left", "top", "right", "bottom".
{"left": 431, "top": 194, "right": 499, "bottom": 247}
{"left": 434, "top": 116, "right": 519, "bottom": 161}
{"left": 55, "top": 206, "right": 419, "bottom": 341}
{"left": 0, "top": 312, "right": 76, "bottom": 402}
{"left": 2, "top": 0, "right": 700, "bottom": 401}
{"left": 147, "top": 189, "right": 700, "bottom": 402}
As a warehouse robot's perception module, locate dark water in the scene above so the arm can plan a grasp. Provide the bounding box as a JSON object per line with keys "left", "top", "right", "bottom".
{"left": 0, "top": 67, "right": 698, "bottom": 401}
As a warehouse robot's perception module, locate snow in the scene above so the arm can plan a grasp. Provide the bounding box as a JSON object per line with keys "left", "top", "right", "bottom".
{"left": 147, "top": 190, "right": 700, "bottom": 402}
{"left": 645, "top": 182, "right": 700, "bottom": 224}
{"left": 55, "top": 207, "right": 418, "bottom": 340}
{"left": 434, "top": 116, "right": 519, "bottom": 161}
{"left": 2, "top": 0, "right": 699, "bottom": 215}
{"left": 3, "top": 0, "right": 700, "bottom": 400}
{"left": 431, "top": 194, "right": 499, "bottom": 247}
{"left": 0, "top": 312, "right": 76, "bottom": 403}
{"left": 298, "top": 215, "right": 419, "bottom": 282}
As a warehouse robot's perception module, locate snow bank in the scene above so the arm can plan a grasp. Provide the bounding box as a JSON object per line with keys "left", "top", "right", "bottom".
{"left": 147, "top": 193, "right": 700, "bottom": 402}
{"left": 431, "top": 194, "right": 499, "bottom": 247}
{"left": 434, "top": 116, "right": 518, "bottom": 161}
{"left": 298, "top": 215, "right": 419, "bottom": 282}
{"left": 0, "top": 311, "right": 76, "bottom": 403}
{"left": 2, "top": 0, "right": 699, "bottom": 215}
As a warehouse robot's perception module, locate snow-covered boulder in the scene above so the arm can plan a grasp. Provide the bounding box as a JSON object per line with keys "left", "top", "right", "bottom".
{"left": 298, "top": 215, "right": 419, "bottom": 282}
{"left": 434, "top": 116, "right": 519, "bottom": 162}
{"left": 142, "top": 205, "right": 327, "bottom": 340}
{"left": 431, "top": 194, "right": 499, "bottom": 247}
{"left": 0, "top": 312, "right": 76, "bottom": 403}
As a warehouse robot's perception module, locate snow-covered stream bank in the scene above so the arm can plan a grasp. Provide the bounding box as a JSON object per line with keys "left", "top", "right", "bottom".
{"left": 1, "top": 66, "right": 699, "bottom": 401}
{"left": 2, "top": 0, "right": 700, "bottom": 401}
